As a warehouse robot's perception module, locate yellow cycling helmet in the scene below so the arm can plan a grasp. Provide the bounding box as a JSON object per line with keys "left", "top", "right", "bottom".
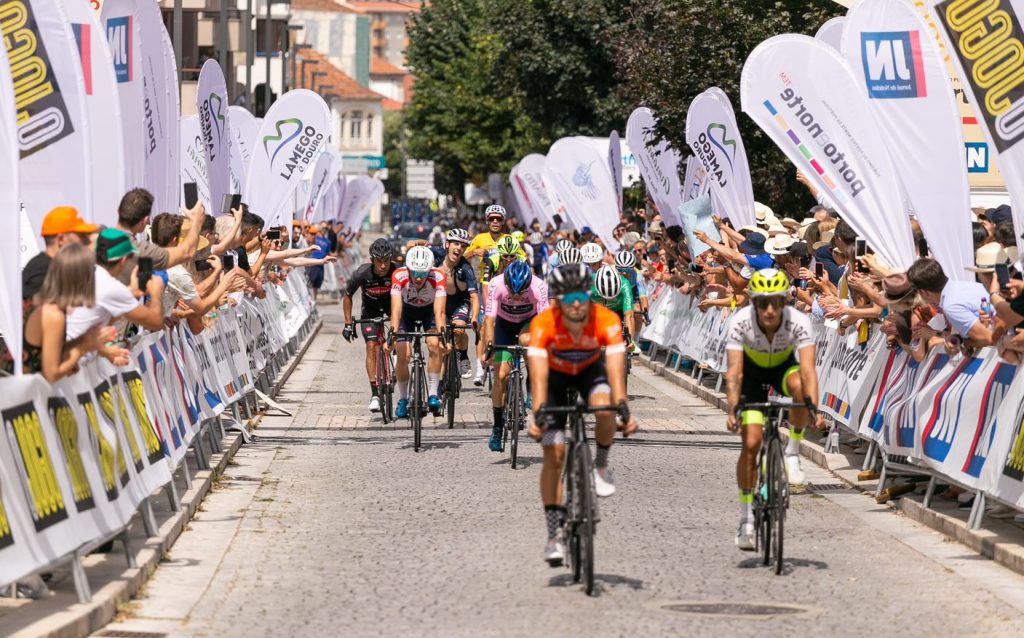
{"left": 497, "top": 235, "right": 521, "bottom": 257}
{"left": 747, "top": 268, "right": 790, "bottom": 297}
{"left": 511, "top": 230, "right": 525, "bottom": 243}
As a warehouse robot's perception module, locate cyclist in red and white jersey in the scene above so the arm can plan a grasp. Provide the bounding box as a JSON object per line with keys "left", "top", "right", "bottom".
{"left": 387, "top": 245, "right": 448, "bottom": 418}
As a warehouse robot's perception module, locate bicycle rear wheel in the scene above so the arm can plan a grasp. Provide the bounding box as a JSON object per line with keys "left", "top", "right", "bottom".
{"left": 412, "top": 363, "right": 423, "bottom": 452}
{"left": 445, "top": 351, "right": 457, "bottom": 429}
{"left": 377, "top": 347, "right": 391, "bottom": 424}
{"left": 575, "top": 439, "right": 596, "bottom": 595}
{"left": 768, "top": 437, "right": 787, "bottom": 575}
{"left": 757, "top": 449, "right": 772, "bottom": 567}
{"left": 508, "top": 372, "right": 521, "bottom": 469}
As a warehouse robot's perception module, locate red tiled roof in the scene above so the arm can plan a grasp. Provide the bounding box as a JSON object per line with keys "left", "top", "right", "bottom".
{"left": 381, "top": 97, "right": 403, "bottom": 111}
{"left": 295, "top": 49, "right": 384, "bottom": 102}
{"left": 347, "top": 1, "right": 423, "bottom": 13}
{"left": 292, "top": 0, "right": 352, "bottom": 12}
{"left": 370, "top": 57, "right": 407, "bottom": 76}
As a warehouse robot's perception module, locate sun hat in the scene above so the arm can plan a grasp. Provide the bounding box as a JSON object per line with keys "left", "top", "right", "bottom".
{"left": 966, "top": 242, "right": 1009, "bottom": 273}
{"left": 180, "top": 218, "right": 211, "bottom": 251}
{"left": 739, "top": 232, "right": 767, "bottom": 255}
{"left": 812, "top": 229, "right": 835, "bottom": 250}
{"left": 765, "top": 235, "right": 795, "bottom": 255}
{"left": 882, "top": 273, "right": 915, "bottom": 302}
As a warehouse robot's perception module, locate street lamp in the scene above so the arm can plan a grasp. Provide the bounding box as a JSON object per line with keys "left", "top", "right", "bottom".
{"left": 291, "top": 43, "right": 312, "bottom": 91}
{"left": 284, "top": 23, "right": 303, "bottom": 91}
{"left": 264, "top": 0, "right": 291, "bottom": 107}
{"left": 297, "top": 58, "right": 315, "bottom": 88}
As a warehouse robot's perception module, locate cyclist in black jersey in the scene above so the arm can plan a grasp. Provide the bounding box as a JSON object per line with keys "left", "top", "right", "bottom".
{"left": 343, "top": 238, "right": 400, "bottom": 412}
{"left": 432, "top": 229, "right": 480, "bottom": 378}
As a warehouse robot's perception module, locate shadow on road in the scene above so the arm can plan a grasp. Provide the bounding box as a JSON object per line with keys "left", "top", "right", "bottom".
{"left": 737, "top": 556, "right": 829, "bottom": 575}
{"left": 547, "top": 572, "right": 646, "bottom": 595}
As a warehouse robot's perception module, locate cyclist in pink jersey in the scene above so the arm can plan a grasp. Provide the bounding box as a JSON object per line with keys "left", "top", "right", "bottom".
{"left": 483, "top": 260, "right": 549, "bottom": 450}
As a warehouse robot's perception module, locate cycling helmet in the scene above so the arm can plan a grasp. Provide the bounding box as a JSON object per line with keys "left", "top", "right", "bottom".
{"left": 504, "top": 259, "right": 533, "bottom": 295}
{"left": 529, "top": 232, "right": 544, "bottom": 244}
{"left": 405, "top": 245, "right": 434, "bottom": 273}
{"left": 580, "top": 242, "right": 604, "bottom": 264}
{"left": 485, "top": 204, "right": 507, "bottom": 219}
{"left": 369, "top": 238, "right": 394, "bottom": 261}
{"left": 560, "top": 246, "right": 583, "bottom": 265}
{"left": 548, "top": 263, "right": 591, "bottom": 297}
{"left": 594, "top": 265, "right": 622, "bottom": 300}
{"left": 615, "top": 250, "right": 637, "bottom": 269}
{"left": 555, "top": 238, "right": 574, "bottom": 254}
{"left": 748, "top": 268, "right": 790, "bottom": 297}
{"left": 497, "top": 235, "right": 521, "bottom": 257}
{"left": 446, "top": 228, "right": 470, "bottom": 244}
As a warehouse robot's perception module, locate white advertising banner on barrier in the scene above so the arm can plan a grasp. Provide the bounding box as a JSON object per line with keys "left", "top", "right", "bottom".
{"left": 928, "top": 0, "right": 1024, "bottom": 239}
{"left": 4, "top": 0, "right": 93, "bottom": 240}
{"left": 980, "top": 370, "right": 1024, "bottom": 508}
{"left": 819, "top": 328, "right": 890, "bottom": 427}
{"left": 244, "top": 90, "right": 331, "bottom": 228}
{"left": 686, "top": 88, "right": 757, "bottom": 228}
{"left": 101, "top": 0, "right": 144, "bottom": 191}
{"left": 741, "top": 34, "right": 917, "bottom": 270}
{"left": 626, "top": 107, "right": 684, "bottom": 228}
{"left": 543, "top": 137, "right": 621, "bottom": 251}
{"left": 138, "top": 0, "right": 178, "bottom": 216}
{"left": 180, "top": 115, "right": 211, "bottom": 212}
{"left": 843, "top": 0, "right": 973, "bottom": 280}
{"left": 197, "top": 59, "right": 231, "bottom": 216}
{"left": 66, "top": 0, "right": 125, "bottom": 228}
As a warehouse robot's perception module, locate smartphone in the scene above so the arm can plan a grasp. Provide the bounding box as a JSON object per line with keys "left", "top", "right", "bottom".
{"left": 814, "top": 262, "right": 825, "bottom": 279}
{"left": 688, "top": 263, "right": 703, "bottom": 274}
{"left": 137, "top": 256, "right": 154, "bottom": 289}
{"left": 996, "top": 262, "right": 1011, "bottom": 290}
{"left": 230, "top": 193, "right": 242, "bottom": 211}
{"left": 184, "top": 182, "right": 199, "bottom": 209}
{"left": 855, "top": 238, "right": 867, "bottom": 257}
{"left": 221, "top": 254, "right": 235, "bottom": 272}
{"left": 266, "top": 228, "right": 282, "bottom": 241}
{"left": 667, "top": 258, "right": 677, "bottom": 272}
{"left": 195, "top": 259, "right": 213, "bottom": 272}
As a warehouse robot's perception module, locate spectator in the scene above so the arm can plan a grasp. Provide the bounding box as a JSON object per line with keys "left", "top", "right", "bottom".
{"left": 304, "top": 225, "right": 332, "bottom": 301}
{"left": 65, "top": 228, "right": 166, "bottom": 340}
{"left": 114, "top": 188, "right": 206, "bottom": 283}
{"left": 907, "top": 257, "right": 993, "bottom": 350}
{"left": 23, "top": 207, "right": 98, "bottom": 302}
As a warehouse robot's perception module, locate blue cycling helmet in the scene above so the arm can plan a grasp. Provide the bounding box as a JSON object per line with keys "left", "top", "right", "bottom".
{"left": 504, "top": 259, "right": 533, "bottom": 295}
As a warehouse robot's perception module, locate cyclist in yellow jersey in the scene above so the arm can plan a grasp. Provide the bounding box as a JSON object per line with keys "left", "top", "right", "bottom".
{"left": 465, "top": 205, "right": 510, "bottom": 268}
{"left": 722, "top": 269, "right": 824, "bottom": 551}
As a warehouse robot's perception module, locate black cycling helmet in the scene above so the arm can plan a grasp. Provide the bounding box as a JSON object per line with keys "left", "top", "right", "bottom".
{"left": 547, "top": 263, "right": 591, "bottom": 297}
{"left": 369, "top": 238, "right": 394, "bottom": 261}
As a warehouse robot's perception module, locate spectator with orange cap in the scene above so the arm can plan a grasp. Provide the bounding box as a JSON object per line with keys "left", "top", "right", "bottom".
{"left": 22, "top": 206, "right": 98, "bottom": 302}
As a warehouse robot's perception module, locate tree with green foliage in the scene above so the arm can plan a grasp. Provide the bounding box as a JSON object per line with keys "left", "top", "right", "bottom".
{"left": 404, "top": 0, "right": 628, "bottom": 198}
{"left": 614, "top": 0, "right": 838, "bottom": 215}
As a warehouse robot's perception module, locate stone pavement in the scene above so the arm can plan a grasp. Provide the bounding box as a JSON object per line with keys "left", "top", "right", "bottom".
{"left": 98, "top": 304, "right": 1024, "bottom": 637}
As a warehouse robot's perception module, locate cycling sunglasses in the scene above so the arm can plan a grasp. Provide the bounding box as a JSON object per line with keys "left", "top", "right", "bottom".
{"left": 558, "top": 291, "right": 591, "bottom": 305}
{"left": 753, "top": 297, "right": 785, "bottom": 310}
{"left": 410, "top": 269, "right": 430, "bottom": 279}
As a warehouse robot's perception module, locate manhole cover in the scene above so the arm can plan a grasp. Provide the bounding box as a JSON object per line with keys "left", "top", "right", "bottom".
{"left": 808, "top": 482, "right": 852, "bottom": 492}
{"left": 662, "top": 602, "right": 808, "bottom": 617}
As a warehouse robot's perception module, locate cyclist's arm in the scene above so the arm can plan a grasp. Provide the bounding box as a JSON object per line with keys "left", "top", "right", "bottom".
{"left": 606, "top": 343, "right": 628, "bottom": 406}
{"left": 527, "top": 347, "right": 550, "bottom": 415}
{"left": 797, "top": 344, "right": 819, "bottom": 408}
{"left": 434, "top": 293, "right": 447, "bottom": 333}
{"left": 389, "top": 292, "right": 402, "bottom": 336}
{"left": 343, "top": 293, "right": 354, "bottom": 325}
{"left": 725, "top": 349, "right": 744, "bottom": 416}
{"left": 469, "top": 290, "right": 480, "bottom": 327}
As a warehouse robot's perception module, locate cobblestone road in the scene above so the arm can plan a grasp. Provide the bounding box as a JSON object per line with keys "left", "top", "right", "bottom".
{"left": 103, "top": 304, "right": 1024, "bottom": 638}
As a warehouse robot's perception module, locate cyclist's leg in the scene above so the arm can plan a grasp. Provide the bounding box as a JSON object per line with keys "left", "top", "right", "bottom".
{"left": 394, "top": 312, "right": 415, "bottom": 408}
{"left": 449, "top": 300, "right": 472, "bottom": 376}
{"left": 540, "top": 370, "right": 570, "bottom": 561}
{"left": 489, "top": 318, "right": 515, "bottom": 447}
{"left": 736, "top": 361, "right": 768, "bottom": 548}
{"left": 425, "top": 334, "right": 442, "bottom": 394}
{"left": 780, "top": 364, "right": 808, "bottom": 481}
{"left": 584, "top": 361, "right": 617, "bottom": 496}
{"left": 361, "top": 321, "right": 381, "bottom": 408}
{"left": 474, "top": 301, "right": 488, "bottom": 383}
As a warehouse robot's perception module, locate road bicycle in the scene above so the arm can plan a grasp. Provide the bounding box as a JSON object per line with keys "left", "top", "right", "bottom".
{"left": 440, "top": 325, "right": 461, "bottom": 429}
{"left": 734, "top": 397, "right": 813, "bottom": 575}
{"left": 488, "top": 343, "right": 528, "bottom": 469}
{"left": 352, "top": 317, "right": 394, "bottom": 423}
{"left": 391, "top": 324, "right": 445, "bottom": 452}
{"left": 537, "top": 399, "right": 629, "bottom": 596}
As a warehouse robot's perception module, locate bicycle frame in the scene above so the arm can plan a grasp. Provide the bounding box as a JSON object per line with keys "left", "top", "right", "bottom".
{"left": 392, "top": 325, "right": 444, "bottom": 452}
{"left": 353, "top": 317, "right": 393, "bottom": 422}
{"left": 490, "top": 343, "right": 528, "bottom": 469}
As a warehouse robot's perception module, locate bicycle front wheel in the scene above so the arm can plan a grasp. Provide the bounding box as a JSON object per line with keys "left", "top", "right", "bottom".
{"left": 575, "top": 439, "right": 596, "bottom": 595}
{"left": 768, "top": 437, "right": 787, "bottom": 575}
{"left": 412, "top": 364, "right": 423, "bottom": 452}
{"left": 508, "top": 372, "right": 521, "bottom": 469}
{"left": 445, "top": 352, "right": 457, "bottom": 429}
{"left": 377, "top": 347, "right": 391, "bottom": 424}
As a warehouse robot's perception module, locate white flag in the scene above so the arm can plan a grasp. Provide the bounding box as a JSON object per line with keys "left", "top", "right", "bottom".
{"left": 244, "top": 90, "right": 331, "bottom": 228}
{"left": 741, "top": 34, "right": 916, "bottom": 270}
{"left": 843, "top": 0, "right": 972, "bottom": 279}
{"left": 101, "top": 0, "right": 145, "bottom": 190}
{"left": 608, "top": 130, "right": 623, "bottom": 214}
{"left": 139, "top": 0, "right": 178, "bottom": 215}
{"left": 543, "top": 137, "right": 621, "bottom": 251}
{"left": 197, "top": 60, "right": 231, "bottom": 215}
{"left": 626, "top": 108, "right": 684, "bottom": 227}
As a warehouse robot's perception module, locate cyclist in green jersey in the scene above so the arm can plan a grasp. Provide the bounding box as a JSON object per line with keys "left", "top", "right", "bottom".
{"left": 592, "top": 265, "right": 635, "bottom": 345}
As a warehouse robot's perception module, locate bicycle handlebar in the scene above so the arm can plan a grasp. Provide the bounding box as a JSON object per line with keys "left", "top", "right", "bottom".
{"left": 486, "top": 342, "right": 529, "bottom": 359}
{"left": 351, "top": 317, "right": 388, "bottom": 325}
{"left": 537, "top": 401, "right": 630, "bottom": 423}
{"left": 733, "top": 398, "right": 818, "bottom": 420}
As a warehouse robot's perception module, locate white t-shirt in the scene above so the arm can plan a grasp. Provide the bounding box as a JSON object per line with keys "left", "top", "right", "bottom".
{"left": 940, "top": 279, "right": 988, "bottom": 337}
{"left": 162, "top": 265, "right": 198, "bottom": 316}
{"left": 66, "top": 266, "right": 141, "bottom": 340}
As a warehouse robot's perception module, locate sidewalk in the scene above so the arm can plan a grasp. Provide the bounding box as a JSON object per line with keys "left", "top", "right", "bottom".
{"left": 637, "top": 351, "right": 1024, "bottom": 578}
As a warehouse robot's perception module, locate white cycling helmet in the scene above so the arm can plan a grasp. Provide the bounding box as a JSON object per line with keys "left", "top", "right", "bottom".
{"left": 555, "top": 238, "right": 574, "bottom": 254}
{"left": 485, "top": 204, "right": 507, "bottom": 219}
{"left": 446, "top": 228, "right": 470, "bottom": 244}
{"left": 594, "top": 265, "right": 622, "bottom": 300}
{"left": 560, "top": 246, "right": 584, "bottom": 265}
{"left": 405, "top": 245, "right": 434, "bottom": 273}
{"left": 529, "top": 232, "right": 544, "bottom": 244}
{"left": 580, "top": 242, "right": 604, "bottom": 264}
{"left": 615, "top": 250, "right": 637, "bottom": 269}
